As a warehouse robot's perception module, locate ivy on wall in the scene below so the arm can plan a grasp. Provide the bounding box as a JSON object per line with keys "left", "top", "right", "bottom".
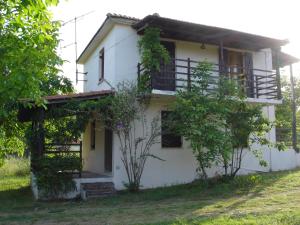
{"left": 137, "top": 27, "right": 170, "bottom": 93}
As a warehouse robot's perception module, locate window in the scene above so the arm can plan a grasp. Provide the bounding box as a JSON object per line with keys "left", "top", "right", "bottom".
{"left": 90, "top": 120, "right": 96, "bottom": 150}
{"left": 227, "top": 50, "right": 244, "bottom": 75}
{"left": 99, "top": 48, "right": 104, "bottom": 81}
{"left": 161, "top": 111, "right": 182, "bottom": 148}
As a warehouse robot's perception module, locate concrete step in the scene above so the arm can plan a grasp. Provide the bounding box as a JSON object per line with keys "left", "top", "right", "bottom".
{"left": 80, "top": 182, "right": 116, "bottom": 200}
{"left": 86, "top": 189, "right": 116, "bottom": 197}
{"left": 82, "top": 182, "right": 114, "bottom": 190}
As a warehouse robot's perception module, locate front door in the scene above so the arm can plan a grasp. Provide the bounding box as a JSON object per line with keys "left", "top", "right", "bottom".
{"left": 152, "top": 41, "right": 176, "bottom": 91}
{"left": 104, "top": 128, "right": 112, "bottom": 172}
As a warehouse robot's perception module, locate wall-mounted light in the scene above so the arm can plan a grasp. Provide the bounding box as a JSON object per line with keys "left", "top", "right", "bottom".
{"left": 200, "top": 43, "right": 206, "bottom": 50}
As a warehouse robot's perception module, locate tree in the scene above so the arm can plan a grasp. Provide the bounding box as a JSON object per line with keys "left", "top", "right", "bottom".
{"left": 276, "top": 75, "right": 300, "bottom": 146}
{"left": 171, "top": 62, "right": 274, "bottom": 179}
{"left": 0, "top": 0, "right": 72, "bottom": 165}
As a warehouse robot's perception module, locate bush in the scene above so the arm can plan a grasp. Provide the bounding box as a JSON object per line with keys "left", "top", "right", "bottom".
{"left": 34, "top": 154, "right": 81, "bottom": 198}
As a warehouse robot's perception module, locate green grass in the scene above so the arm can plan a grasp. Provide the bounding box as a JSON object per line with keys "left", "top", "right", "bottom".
{"left": 0, "top": 158, "right": 300, "bottom": 225}
{"left": 0, "top": 157, "right": 30, "bottom": 177}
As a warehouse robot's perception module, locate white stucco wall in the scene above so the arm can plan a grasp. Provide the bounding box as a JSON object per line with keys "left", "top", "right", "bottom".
{"left": 83, "top": 24, "right": 139, "bottom": 92}
{"left": 111, "top": 100, "right": 300, "bottom": 190}
{"left": 83, "top": 26, "right": 116, "bottom": 92}
{"left": 82, "top": 121, "right": 105, "bottom": 174}
{"left": 112, "top": 98, "right": 199, "bottom": 190}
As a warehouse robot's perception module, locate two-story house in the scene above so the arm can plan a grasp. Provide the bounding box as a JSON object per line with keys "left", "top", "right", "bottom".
{"left": 24, "top": 13, "right": 300, "bottom": 199}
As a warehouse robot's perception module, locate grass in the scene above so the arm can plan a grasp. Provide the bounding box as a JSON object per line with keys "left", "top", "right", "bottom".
{"left": 0, "top": 158, "right": 300, "bottom": 225}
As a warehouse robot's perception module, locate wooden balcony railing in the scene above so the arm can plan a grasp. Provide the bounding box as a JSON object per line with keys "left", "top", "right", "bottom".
{"left": 137, "top": 58, "right": 280, "bottom": 100}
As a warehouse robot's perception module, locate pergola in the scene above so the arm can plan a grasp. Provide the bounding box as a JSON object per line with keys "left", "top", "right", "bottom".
{"left": 18, "top": 90, "right": 114, "bottom": 162}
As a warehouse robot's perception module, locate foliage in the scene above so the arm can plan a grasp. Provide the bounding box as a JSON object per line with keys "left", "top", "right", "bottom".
{"left": 138, "top": 27, "right": 170, "bottom": 93}
{"left": 224, "top": 101, "right": 272, "bottom": 177}
{"left": 276, "top": 75, "right": 300, "bottom": 147}
{"left": 34, "top": 154, "right": 81, "bottom": 198}
{"left": 171, "top": 61, "right": 274, "bottom": 179}
{"left": 0, "top": 0, "right": 75, "bottom": 163}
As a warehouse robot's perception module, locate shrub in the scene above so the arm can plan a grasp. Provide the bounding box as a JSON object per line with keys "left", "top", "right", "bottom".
{"left": 34, "top": 154, "right": 81, "bottom": 198}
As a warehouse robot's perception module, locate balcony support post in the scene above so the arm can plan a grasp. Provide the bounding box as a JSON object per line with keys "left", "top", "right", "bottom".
{"left": 290, "top": 64, "right": 298, "bottom": 151}
{"left": 187, "top": 57, "right": 191, "bottom": 90}
{"left": 219, "top": 40, "right": 224, "bottom": 75}
{"left": 274, "top": 49, "right": 282, "bottom": 99}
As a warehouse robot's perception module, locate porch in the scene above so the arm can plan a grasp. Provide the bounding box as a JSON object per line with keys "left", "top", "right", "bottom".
{"left": 18, "top": 90, "right": 116, "bottom": 199}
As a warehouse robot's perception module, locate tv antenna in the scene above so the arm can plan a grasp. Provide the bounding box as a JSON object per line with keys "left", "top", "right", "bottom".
{"left": 61, "top": 11, "right": 94, "bottom": 84}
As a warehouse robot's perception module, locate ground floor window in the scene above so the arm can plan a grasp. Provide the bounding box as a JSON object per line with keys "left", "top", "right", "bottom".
{"left": 90, "top": 120, "right": 96, "bottom": 150}
{"left": 161, "top": 111, "right": 182, "bottom": 148}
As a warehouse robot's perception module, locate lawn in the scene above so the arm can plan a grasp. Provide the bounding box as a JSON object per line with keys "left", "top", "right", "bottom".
{"left": 1, "top": 159, "right": 300, "bottom": 225}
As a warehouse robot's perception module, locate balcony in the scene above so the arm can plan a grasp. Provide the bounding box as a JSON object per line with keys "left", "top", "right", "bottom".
{"left": 137, "top": 58, "right": 280, "bottom": 100}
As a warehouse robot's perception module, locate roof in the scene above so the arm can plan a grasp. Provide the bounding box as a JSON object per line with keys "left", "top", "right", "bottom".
{"left": 77, "top": 13, "right": 140, "bottom": 63}
{"left": 42, "top": 90, "right": 114, "bottom": 104}
{"left": 133, "top": 14, "right": 288, "bottom": 51}
{"left": 18, "top": 90, "right": 114, "bottom": 122}
{"left": 77, "top": 13, "right": 295, "bottom": 64}
{"left": 275, "top": 51, "right": 300, "bottom": 67}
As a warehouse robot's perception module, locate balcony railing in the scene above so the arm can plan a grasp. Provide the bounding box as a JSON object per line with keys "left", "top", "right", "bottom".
{"left": 137, "top": 58, "right": 280, "bottom": 100}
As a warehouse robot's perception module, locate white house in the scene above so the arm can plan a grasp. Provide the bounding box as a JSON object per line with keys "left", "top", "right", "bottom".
{"left": 25, "top": 13, "right": 300, "bottom": 199}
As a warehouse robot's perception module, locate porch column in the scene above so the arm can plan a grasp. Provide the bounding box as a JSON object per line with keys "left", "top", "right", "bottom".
{"left": 31, "top": 108, "right": 45, "bottom": 169}
{"left": 290, "top": 64, "right": 298, "bottom": 151}
{"left": 219, "top": 40, "right": 224, "bottom": 75}
{"left": 274, "top": 48, "right": 282, "bottom": 99}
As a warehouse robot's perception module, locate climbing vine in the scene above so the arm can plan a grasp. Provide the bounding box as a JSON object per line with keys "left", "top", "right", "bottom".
{"left": 138, "top": 27, "right": 170, "bottom": 93}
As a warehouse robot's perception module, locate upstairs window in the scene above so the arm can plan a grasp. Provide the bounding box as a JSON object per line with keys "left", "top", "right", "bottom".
{"left": 90, "top": 120, "right": 96, "bottom": 150}
{"left": 161, "top": 111, "right": 182, "bottom": 148}
{"left": 99, "top": 48, "right": 104, "bottom": 81}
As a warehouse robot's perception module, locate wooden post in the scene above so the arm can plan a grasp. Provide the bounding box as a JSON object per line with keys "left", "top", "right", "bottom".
{"left": 220, "top": 40, "right": 224, "bottom": 64}
{"left": 137, "top": 63, "right": 141, "bottom": 81}
{"left": 187, "top": 57, "right": 191, "bottom": 90}
{"left": 274, "top": 49, "right": 282, "bottom": 99}
{"left": 37, "top": 108, "right": 45, "bottom": 157}
{"left": 290, "top": 64, "right": 298, "bottom": 151}
{"left": 219, "top": 40, "right": 224, "bottom": 75}
{"left": 30, "top": 108, "right": 45, "bottom": 172}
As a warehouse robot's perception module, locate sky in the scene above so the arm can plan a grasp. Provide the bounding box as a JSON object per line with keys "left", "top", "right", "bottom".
{"left": 51, "top": 0, "right": 300, "bottom": 92}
